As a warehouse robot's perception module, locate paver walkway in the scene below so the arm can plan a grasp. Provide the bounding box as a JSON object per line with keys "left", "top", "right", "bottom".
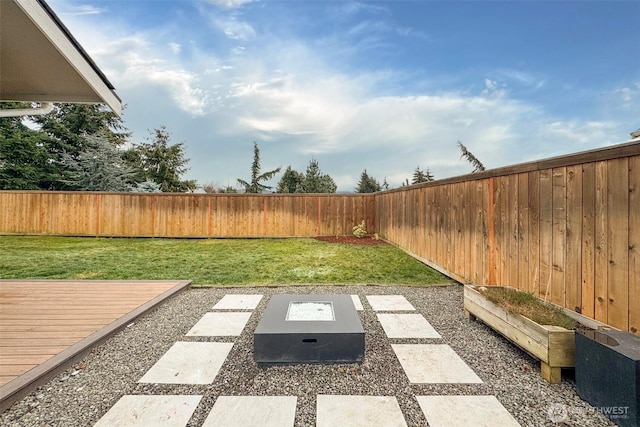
{"left": 95, "top": 293, "right": 521, "bottom": 426}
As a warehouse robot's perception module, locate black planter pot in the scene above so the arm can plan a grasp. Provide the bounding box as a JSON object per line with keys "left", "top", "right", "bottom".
{"left": 575, "top": 329, "right": 640, "bottom": 427}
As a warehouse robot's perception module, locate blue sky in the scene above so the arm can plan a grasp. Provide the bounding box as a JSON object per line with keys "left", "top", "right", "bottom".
{"left": 50, "top": 0, "right": 639, "bottom": 191}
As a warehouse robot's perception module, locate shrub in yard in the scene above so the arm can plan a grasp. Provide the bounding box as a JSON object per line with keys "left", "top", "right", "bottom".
{"left": 352, "top": 220, "right": 367, "bottom": 238}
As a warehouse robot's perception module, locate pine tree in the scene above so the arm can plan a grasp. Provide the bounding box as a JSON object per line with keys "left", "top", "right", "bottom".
{"left": 0, "top": 113, "right": 55, "bottom": 189}
{"left": 382, "top": 177, "right": 390, "bottom": 191}
{"left": 412, "top": 166, "right": 426, "bottom": 184}
{"left": 124, "top": 126, "right": 196, "bottom": 192}
{"left": 237, "top": 141, "right": 281, "bottom": 193}
{"left": 425, "top": 167, "right": 434, "bottom": 181}
{"left": 59, "top": 133, "right": 136, "bottom": 191}
{"left": 412, "top": 165, "right": 435, "bottom": 185}
{"left": 299, "top": 159, "right": 337, "bottom": 193}
{"left": 355, "top": 169, "right": 381, "bottom": 193}
{"left": 1, "top": 102, "right": 130, "bottom": 190}
{"left": 458, "top": 141, "right": 485, "bottom": 173}
{"left": 276, "top": 166, "right": 304, "bottom": 193}
{"left": 35, "top": 103, "right": 129, "bottom": 152}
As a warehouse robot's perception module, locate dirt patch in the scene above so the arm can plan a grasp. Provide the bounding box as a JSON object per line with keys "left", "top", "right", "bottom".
{"left": 314, "top": 236, "right": 389, "bottom": 246}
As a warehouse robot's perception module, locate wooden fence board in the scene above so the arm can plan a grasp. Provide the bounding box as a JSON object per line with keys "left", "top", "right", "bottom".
{"left": 496, "top": 177, "right": 504, "bottom": 285}
{"left": 606, "top": 158, "right": 629, "bottom": 330}
{"left": 463, "top": 181, "right": 473, "bottom": 281}
{"left": 454, "top": 183, "right": 465, "bottom": 277}
{"left": 428, "top": 188, "right": 437, "bottom": 267}
{"left": 538, "top": 169, "right": 553, "bottom": 300}
{"left": 528, "top": 171, "right": 541, "bottom": 296}
{"left": 486, "top": 178, "right": 496, "bottom": 285}
{"left": 551, "top": 167, "right": 567, "bottom": 306}
{"left": 508, "top": 174, "right": 519, "bottom": 288}
{"left": 474, "top": 180, "right": 486, "bottom": 285}
{"left": 581, "top": 162, "right": 596, "bottom": 318}
{"left": 443, "top": 186, "right": 453, "bottom": 272}
{"left": 594, "top": 161, "right": 609, "bottom": 323}
{"left": 565, "top": 165, "right": 583, "bottom": 313}
{"left": 419, "top": 188, "right": 427, "bottom": 261}
{"left": 629, "top": 156, "right": 640, "bottom": 334}
{"left": 517, "top": 173, "right": 530, "bottom": 293}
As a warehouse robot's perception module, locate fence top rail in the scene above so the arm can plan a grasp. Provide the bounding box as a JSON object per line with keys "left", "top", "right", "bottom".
{"left": 377, "top": 139, "right": 640, "bottom": 195}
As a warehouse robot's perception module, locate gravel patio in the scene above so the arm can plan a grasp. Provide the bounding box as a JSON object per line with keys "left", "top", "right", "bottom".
{"left": 0, "top": 284, "right": 615, "bottom": 426}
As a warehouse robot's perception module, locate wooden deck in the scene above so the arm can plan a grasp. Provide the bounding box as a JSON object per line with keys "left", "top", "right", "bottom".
{"left": 0, "top": 280, "right": 191, "bottom": 412}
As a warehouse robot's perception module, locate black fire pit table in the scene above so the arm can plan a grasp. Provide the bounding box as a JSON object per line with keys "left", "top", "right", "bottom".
{"left": 254, "top": 294, "right": 365, "bottom": 364}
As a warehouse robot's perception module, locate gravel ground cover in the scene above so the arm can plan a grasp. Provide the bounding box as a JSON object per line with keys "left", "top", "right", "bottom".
{"left": 1, "top": 284, "right": 615, "bottom": 427}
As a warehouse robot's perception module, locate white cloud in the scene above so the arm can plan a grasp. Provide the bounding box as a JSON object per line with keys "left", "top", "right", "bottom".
{"left": 543, "top": 121, "right": 618, "bottom": 147}
{"left": 219, "top": 18, "right": 256, "bottom": 41}
{"left": 613, "top": 83, "right": 640, "bottom": 104}
{"left": 60, "top": 4, "right": 105, "bottom": 16}
{"left": 168, "top": 43, "right": 181, "bottom": 54}
{"left": 482, "top": 78, "right": 498, "bottom": 94}
{"left": 497, "top": 68, "right": 544, "bottom": 86}
{"left": 337, "top": 2, "right": 390, "bottom": 17}
{"left": 75, "top": 34, "right": 209, "bottom": 116}
{"left": 206, "top": 0, "right": 255, "bottom": 9}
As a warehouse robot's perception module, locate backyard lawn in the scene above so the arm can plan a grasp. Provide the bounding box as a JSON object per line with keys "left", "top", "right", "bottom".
{"left": 0, "top": 236, "right": 450, "bottom": 286}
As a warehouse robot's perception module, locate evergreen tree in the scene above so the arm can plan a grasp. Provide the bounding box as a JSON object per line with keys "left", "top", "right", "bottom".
{"left": 425, "top": 167, "right": 434, "bottom": 181}
{"left": 412, "top": 166, "right": 426, "bottom": 184}
{"left": 298, "top": 159, "right": 337, "bottom": 193}
{"left": 34, "top": 104, "right": 129, "bottom": 153}
{"left": 355, "top": 169, "right": 381, "bottom": 193}
{"left": 277, "top": 166, "right": 304, "bottom": 193}
{"left": 0, "top": 111, "right": 55, "bottom": 189}
{"left": 0, "top": 103, "right": 131, "bottom": 190}
{"left": 124, "top": 126, "right": 196, "bottom": 192}
{"left": 458, "top": 141, "right": 485, "bottom": 173}
{"left": 132, "top": 181, "right": 162, "bottom": 193}
{"left": 237, "top": 141, "right": 281, "bottom": 193}
{"left": 382, "top": 177, "right": 390, "bottom": 191}
{"left": 412, "top": 165, "right": 435, "bottom": 184}
{"left": 59, "top": 133, "right": 136, "bottom": 191}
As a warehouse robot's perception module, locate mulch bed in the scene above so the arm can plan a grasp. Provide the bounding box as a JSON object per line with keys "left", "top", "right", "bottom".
{"left": 313, "top": 236, "right": 389, "bottom": 246}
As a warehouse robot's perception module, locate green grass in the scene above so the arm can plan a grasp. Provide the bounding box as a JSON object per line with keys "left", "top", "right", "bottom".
{"left": 482, "top": 287, "right": 576, "bottom": 329}
{"left": 0, "top": 236, "right": 450, "bottom": 286}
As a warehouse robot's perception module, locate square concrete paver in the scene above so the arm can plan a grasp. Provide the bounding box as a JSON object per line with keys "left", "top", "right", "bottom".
{"left": 94, "top": 395, "right": 202, "bottom": 427}
{"left": 392, "top": 344, "right": 483, "bottom": 384}
{"left": 416, "top": 395, "right": 521, "bottom": 427}
{"left": 366, "top": 295, "right": 415, "bottom": 311}
{"left": 351, "top": 295, "right": 363, "bottom": 311}
{"left": 316, "top": 395, "right": 407, "bottom": 427}
{"left": 139, "top": 342, "right": 233, "bottom": 384}
{"left": 213, "top": 294, "right": 263, "bottom": 310}
{"left": 202, "top": 396, "right": 297, "bottom": 427}
{"left": 186, "top": 312, "right": 252, "bottom": 336}
{"left": 377, "top": 313, "right": 441, "bottom": 339}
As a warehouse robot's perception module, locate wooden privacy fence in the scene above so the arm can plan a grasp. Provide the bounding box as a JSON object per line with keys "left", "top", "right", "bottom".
{"left": 375, "top": 141, "right": 640, "bottom": 333}
{"left": 0, "top": 141, "right": 638, "bottom": 333}
{"left": 0, "top": 193, "right": 375, "bottom": 238}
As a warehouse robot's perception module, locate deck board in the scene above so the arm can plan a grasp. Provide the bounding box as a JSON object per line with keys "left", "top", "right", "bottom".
{"left": 0, "top": 279, "right": 191, "bottom": 412}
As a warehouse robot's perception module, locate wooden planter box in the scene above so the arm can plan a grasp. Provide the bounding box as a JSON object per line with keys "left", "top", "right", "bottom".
{"left": 463, "top": 284, "right": 612, "bottom": 384}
